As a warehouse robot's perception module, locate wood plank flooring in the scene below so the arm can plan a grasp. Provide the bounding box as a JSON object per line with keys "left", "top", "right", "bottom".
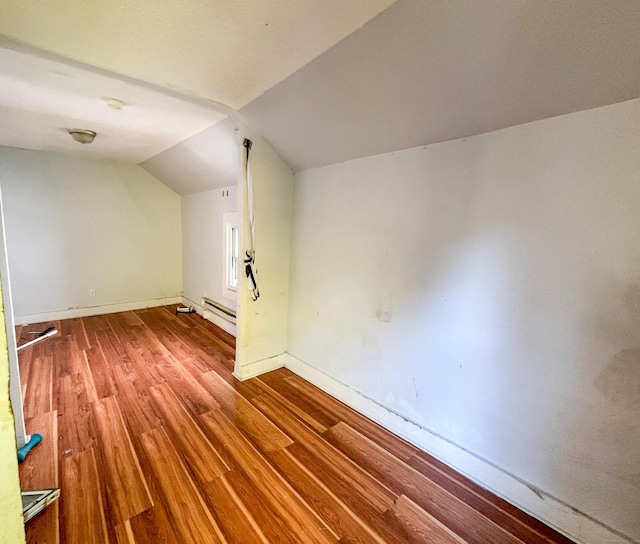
{"left": 17, "top": 306, "right": 574, "bottom": 544}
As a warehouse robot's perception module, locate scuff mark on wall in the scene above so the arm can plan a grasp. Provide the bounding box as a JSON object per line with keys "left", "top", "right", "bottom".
{"left": 375, "top": 246, "right": 393, "bottom": 323}
{"left": 527, "top": 483, "right": 545, "bottom": 501}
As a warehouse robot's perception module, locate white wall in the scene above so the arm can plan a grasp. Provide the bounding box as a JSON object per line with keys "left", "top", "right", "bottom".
{"left": 235, "top": 125, "right": 293, "bottom": 378}
{"left": 288, "top": 98, "right": 640, "bottom": 542}
{"left": 0, "top": 148, "right": 182, "bottom": 321}
{"left": 181, "top": 185, "right": 237, "bottom": 312}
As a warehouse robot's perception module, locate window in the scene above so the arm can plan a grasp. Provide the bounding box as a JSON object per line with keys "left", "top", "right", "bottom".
{"left": 228, "top": 224, "right": 239, "bottom": 289}
{"left": 223, "top": 212, "right": 239, "bottom": 300}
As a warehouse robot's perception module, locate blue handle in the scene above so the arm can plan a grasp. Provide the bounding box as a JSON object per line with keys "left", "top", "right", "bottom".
{"left": 17, "top": 433, "right": 42, "bottom": 463}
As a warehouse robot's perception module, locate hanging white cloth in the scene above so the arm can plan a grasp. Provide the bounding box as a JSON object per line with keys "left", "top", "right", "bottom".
{"left": 243, "top": 138, "right": 259, "bottom": 301}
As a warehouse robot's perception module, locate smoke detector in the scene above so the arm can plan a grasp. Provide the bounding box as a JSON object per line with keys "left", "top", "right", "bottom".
{"left": 68, "top": 129, "right": 97, "bottom": 144}
{"left": 104, "top": 97, "right": 125, "bottom": 110}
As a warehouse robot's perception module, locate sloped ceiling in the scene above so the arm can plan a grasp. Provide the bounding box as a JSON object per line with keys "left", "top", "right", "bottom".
{"left": 0, "top": 0, "right": 394, "bottom": 189}
{"left": 140, "top": 118, "right": 238, "bottom": 195}
{"left": 0, "top": 0, "right": 395, "bottom": 109}
{"left": 1, "top": 0, "right": 640, "bottom": 187}
{"left": 0, "top": 46, "right": 226, "bottom": 163}
{"left": 241, "top": 0, "right": 640, "bottom": 172}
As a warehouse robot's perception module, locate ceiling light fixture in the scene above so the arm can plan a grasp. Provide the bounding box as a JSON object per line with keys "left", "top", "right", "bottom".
{"left": 68, "top": 129, "right": 97, "bottom": 144}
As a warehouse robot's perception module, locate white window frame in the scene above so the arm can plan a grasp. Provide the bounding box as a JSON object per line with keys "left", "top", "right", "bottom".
{"left": 222, "top": 212, "right": 239, "bottom": 301}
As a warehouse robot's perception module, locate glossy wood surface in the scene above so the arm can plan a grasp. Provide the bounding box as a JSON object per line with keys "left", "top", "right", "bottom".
{"left": 18, "top": 306, "right": 574, "bottom": 543}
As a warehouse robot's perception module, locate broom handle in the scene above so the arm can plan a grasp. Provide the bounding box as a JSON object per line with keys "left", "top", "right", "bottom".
{"left": 17, "top": 327, "right": 58, "bottom": 351}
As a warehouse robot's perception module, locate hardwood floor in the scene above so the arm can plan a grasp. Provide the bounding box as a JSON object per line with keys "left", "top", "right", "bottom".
{"left": 17, "top": 306, "right": 574, "bottom": 544}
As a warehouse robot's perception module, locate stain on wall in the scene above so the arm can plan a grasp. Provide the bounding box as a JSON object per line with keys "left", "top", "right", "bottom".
{"left": 596, "top": 348, "right": 640, "bottom": 411}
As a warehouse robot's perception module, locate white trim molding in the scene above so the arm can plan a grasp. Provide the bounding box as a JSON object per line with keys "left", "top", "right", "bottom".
{"left": 182, "top": 296, "right": 236, "bottom": 337}
{"left": 14, "top": 296, "right": 182, "bottom": 325}
{"left": 233, "top": 352, "right": 285, "bottom": 381}
{"left": 281, "top": 352, "right": 635, "bottom": 544}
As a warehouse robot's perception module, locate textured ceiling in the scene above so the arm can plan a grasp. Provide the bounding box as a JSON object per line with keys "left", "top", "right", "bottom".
{"left": 242, "top": 0, "right": 640, "bottom": 172}
{"left": 0, "top": 0, "right": 395, "bottom": 110}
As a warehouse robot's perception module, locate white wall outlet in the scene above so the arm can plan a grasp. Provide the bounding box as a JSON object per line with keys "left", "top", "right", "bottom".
{"left": 89, "top": 289, "right": 96, "bottom": 297}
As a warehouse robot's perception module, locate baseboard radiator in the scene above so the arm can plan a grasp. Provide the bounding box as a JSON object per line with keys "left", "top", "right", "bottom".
{"left": 202, "top": 297, "right": 236, "bottom": 335}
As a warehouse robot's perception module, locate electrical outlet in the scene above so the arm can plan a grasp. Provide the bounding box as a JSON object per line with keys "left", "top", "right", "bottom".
{"left": 89, "top": 289, "right": 96, "bottom": 297}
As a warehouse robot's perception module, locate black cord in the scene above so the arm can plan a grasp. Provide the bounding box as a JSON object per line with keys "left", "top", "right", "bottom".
{"left": 243, "top": 138, "right": 252, "bottom": 161}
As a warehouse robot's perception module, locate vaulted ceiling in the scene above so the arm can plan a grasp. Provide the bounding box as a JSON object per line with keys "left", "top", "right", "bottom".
{"left": 0, "top": 0, "right": 394, "bottom": 109}
{"left": 243, "top": 0, "right": 640, "bottom": 171}
{"left": 0, "top": 45, "right": 227, "bottom": 164}
{"left": 1, "top": 0, "right": 640, "bottom": 192}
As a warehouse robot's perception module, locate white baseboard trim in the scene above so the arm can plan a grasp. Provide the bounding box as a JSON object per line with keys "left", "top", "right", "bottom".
{"left": 182, "top": 296, "right": 236, "bottom": 337}
{"left": 282, "top": 352, "right": 634, "bottom": 544}
{"left": 233, "top": 352, "right": 285, "bottom": 381}
{"left": 14, "top": 296, "right": 182, "bottom": 325}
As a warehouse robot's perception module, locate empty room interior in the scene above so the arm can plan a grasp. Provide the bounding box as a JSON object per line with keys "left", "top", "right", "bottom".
{"left": 0, "top": 1, "right": 639, "bottom": 543}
